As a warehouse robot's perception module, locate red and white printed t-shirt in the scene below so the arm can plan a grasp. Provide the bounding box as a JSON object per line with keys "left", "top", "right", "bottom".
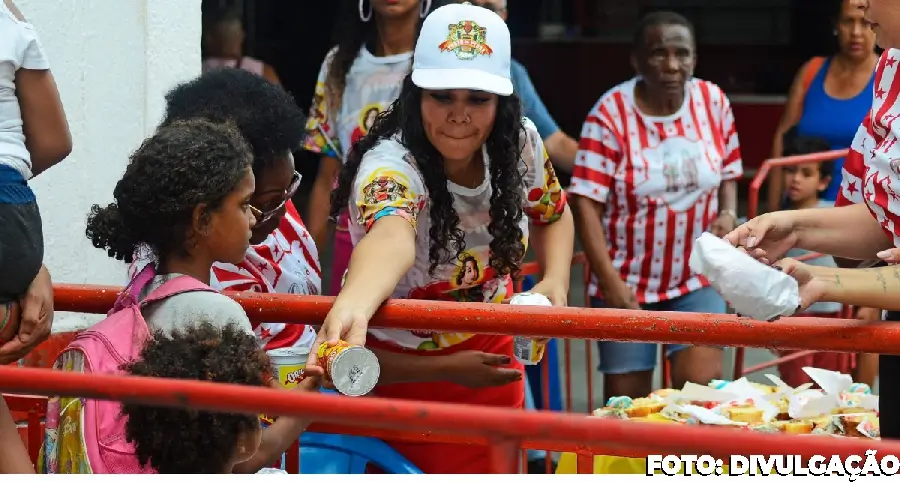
{"left": 835, "top": 49, "right": 900, "bottom": 247}
{"left": 349, "top": 118, "right": 567, "bottom": 352}
{"left": 569, "top": 77, "right": 743, "bottom": 304}
{"left": 128, "top": 200, "right": 319, "bottom": 352}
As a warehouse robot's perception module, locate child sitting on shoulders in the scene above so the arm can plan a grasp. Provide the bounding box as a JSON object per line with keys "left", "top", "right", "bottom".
{"left": 121, "top": 322, "right": 303, "bottom": 474}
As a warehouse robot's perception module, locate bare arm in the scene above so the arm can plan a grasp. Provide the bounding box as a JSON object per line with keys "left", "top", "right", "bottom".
{"left": 0, "top": 397, "right": 33, "bottom": 474}
{"left": 308, "top": 155, "right": 342, "bottom": 247}
{"left": 10, "top": 0, "right": 71, "bottom": 176}
{"left": 811, "top": 263, "right": 900, "bottom": 311}
{"left": 332, "top": 216, "right": 416, "bottom": 320}
{"left": 570, "top": 195, "right": 623, "bottom": 296}
{"left": 767, "top": 61, "right": 814, "bottom": 212}
{"left": 543, "top": 132, "right": 578, "bottom": 173}
{"left": 372, "top": 348, "right": 448, "bottom": 385}
{"left": 530, "top": 207, "right": 574, "bottom": 286}
{"left": 795, "top": 204, "right": 894, "bottom": 259}
{"left": 719, "top": 180, "right": 738, "bottom": 214}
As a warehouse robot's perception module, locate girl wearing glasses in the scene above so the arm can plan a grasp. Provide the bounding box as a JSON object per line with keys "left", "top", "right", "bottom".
{"left": 130, "top": 69, "right": 321, "bottom": 354}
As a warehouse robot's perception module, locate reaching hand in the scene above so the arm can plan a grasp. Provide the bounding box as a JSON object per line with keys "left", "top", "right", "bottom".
{"left": 528, "top": 277, "right": 569, "bottom": 307}
{"left": 775, "top": 258, "right": 828, "bottom": 313}
{"left": 444, "top": 350, "right": 523, "bottom": 389}
{"left": 709, "top": 212, "right": 737, "bottom": 238}
{"left": 306, "top": 303, "right": 370, "bottom": 368}
{"left": 723, "top": 211, "right": 800, "bottom": 265}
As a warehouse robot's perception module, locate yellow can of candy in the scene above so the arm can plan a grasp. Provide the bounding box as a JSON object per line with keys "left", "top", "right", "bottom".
{"left": 317, "top": 341, "right": 380, "bottom": 397}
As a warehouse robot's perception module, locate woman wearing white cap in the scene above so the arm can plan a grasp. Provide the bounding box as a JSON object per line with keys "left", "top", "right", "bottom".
{"left": 309, "top": 2, "right": 574, "bottom": 473}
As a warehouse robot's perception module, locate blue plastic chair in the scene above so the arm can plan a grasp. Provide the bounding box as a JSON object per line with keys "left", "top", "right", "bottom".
{"left": 294, "top": 388, "right": 422, "bottom": 474}
{"left": 299, "top": 431, "right": 423, "bottom": 474}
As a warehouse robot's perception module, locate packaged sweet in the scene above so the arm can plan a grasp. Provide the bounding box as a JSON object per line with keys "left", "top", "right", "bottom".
{"left": 688, "top": 232, "right": 800, "bottom": 321}
{"left": 589, "top": 366, "right": 879, "bottom": 440}
{"left": 508, "top": 292, "right": 551, "bottom": 365}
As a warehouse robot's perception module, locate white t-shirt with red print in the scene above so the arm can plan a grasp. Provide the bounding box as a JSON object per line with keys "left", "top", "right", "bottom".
{"left": 128, "top": 200, "right": 319, "bottom": 352}
{"left": 302, "top": 46, "right": 411, "bottom": 163}
{"left": 568, "top": 77, "right": 743, "bottom": 304}
{"left": 347, "top": 118, "right": 567, "bottom": 352}
{"left": 835, "top": 49, "right": 900, "bottom": 248}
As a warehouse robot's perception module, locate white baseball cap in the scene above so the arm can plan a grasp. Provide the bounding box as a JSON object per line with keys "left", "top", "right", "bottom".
{"left": 411, "top": 2, "right": 513, "bottom": 96}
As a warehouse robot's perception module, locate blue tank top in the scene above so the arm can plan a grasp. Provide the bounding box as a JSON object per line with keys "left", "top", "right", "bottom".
{"left": 796, "top": 57, "right": 875, "bottom": 201}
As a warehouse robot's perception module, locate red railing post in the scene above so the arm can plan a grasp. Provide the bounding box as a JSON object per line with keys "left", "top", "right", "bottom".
{"left": 489, "top": 438, "right": 521, "bottom": 473}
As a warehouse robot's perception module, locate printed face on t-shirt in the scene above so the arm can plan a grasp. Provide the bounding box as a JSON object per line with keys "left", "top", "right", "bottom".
{"left": 632, "top": 136, "right": 722, "bottom": 212}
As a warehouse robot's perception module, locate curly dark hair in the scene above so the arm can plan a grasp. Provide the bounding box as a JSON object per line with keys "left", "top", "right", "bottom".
{"left": 162, "top": 68, "right": 306, "bottom": 175}
{"left": 331, "top": 75, "right": 527, "bottom": 276}
{"left": 121, "top": 322, "right": 270, "bottom": 474}
{"left": 85, "top": 119, "right": 252, "bottom": 263}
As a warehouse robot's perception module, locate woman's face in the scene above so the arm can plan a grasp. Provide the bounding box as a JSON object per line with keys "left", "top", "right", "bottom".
{"left": 249, "top": 152, "right": 297, "bottom": 244}
{"left": 837, "top": 0, "right": 876, "bottom": 59}
{"left": 420, "top": 89, "right": 498, "bottom": 165}
{"left": 633, "top": 24, "right": 695, "bottom": 97}
{"left": 462, "top": 260, "right": 478, "bottom": 285}
{"left": 196, "top": 168, "right": 257, "bottom": 265}
{"left": 864, "top": 0, "right": 900, "bottom": 49}
{"left": 365, "top": 109, "right": 378, "bottom": 130}
{"left": 372, "top": 0, "right": 419, "bottom": 19}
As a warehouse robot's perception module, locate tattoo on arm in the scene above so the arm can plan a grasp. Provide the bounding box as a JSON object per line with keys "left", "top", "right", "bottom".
{"left": 835, "top": 273, "right": 842, "bottom": 287}
{"left": 893, "top": 266, "right": 900, "bottom": 285}
{"left": 876, "top": 272, "right": 889, "bottom": 293}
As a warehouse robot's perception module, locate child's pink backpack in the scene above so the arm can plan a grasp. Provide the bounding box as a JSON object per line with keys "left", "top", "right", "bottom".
{"left": 37, "top": 265, "right": 217, "bottom": 474}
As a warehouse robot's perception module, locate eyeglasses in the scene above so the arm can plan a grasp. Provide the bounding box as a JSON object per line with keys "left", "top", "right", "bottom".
{"left": 249, "top": 171, "right": 302, "bottom": 224}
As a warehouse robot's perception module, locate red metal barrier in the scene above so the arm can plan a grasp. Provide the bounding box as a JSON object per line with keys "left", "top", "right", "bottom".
{"left": 737, "top": 149, "right": 854, "bottom": 381}
{"left": 0, "top": 365, "right": 890, "bottom": 472}
{"left": 50, "top": 286, "right": 900, "bottom": 353}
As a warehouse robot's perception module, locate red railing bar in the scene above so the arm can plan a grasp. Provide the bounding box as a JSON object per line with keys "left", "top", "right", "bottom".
{"left": 51, "top": 286, "right": 900, "bottom": 354}
{"left": 0, "top": 393, "right": 709, "bottom": 458}
{"left": 0, "top": 366, "right": 889, "bottom": 460}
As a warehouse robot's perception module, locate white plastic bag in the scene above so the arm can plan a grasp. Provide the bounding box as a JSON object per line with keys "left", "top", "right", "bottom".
{"left": 689, "top": 232, "right": 800, "bottom": 321}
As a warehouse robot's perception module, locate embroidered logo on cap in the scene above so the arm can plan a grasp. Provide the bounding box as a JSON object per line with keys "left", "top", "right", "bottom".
{"left": 439, "top": 20, "right": 493, "bottom": 60}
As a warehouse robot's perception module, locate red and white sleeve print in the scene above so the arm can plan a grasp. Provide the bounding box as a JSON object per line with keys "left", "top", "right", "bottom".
{"left": 835, "top": 111, "right": 871, "bottom": 207}
{"left": 568, "top": 99, "right": 622, "bottom": 204}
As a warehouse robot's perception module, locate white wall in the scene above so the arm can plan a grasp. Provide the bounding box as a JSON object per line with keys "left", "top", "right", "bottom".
{"left": 15, "top": 0, "right": 202, "bottom": 331}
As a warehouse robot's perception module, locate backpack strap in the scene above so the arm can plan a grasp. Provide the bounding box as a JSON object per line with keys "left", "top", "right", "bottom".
{"left": 139, "top": 274, "right": 218, "bottom": 307}
{"left": 801, "top": 56, "right": 827, "bottom": 98}
{"left": 108, "top": 264, "right": 158, "bottom": 315}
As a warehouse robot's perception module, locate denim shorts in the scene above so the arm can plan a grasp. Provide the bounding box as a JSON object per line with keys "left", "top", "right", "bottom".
{"left": 591, "top": 287, "right": 726, "bottom": 374}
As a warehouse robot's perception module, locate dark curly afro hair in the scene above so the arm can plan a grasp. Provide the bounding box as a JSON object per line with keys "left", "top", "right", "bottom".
{"left": 331, "top": 74, "right": 527, "bottom": 277}
{"left": 161, "top": 68, "right": 306, "bottom": 175}
{"left": 121, "top": 322, "right": 271, "bottom": 474}
{"left": 85, "top": 119, "right": 252, "bottom": 263}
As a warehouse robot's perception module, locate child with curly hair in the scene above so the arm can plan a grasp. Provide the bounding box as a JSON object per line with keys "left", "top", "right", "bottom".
{"left": 80, "top": 118, "right": 321, "bottom": 473}
{"left": 122, "top": 322, "right": 286, "bottom": 474}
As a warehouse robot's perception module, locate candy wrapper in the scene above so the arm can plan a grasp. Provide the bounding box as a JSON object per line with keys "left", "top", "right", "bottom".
{"left": 688, "top": 233, "right": 800, "bottom": 320}
{"left": 787, "top": 367, "right": 879, "bottom": 419}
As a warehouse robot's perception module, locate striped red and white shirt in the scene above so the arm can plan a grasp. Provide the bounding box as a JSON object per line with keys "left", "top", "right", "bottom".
{"left": 569, "top": 78, "right": 743, "bottom": 303}
{"left": 835, "top": 49, "right": 900, "bottom": 247}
